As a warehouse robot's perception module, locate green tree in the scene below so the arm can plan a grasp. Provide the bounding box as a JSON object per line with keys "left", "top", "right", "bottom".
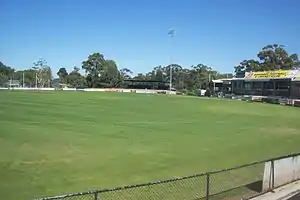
{"left": 0, "top": 62, "right": 14, "bottom": 86}
{"left": 23, "top": 69, "right": 37, "bottom": 87}
{"left": 235, "top": 44, "right": 300, "bottom": 73}
{"left": 57, "top": 68, "right": 68, "bottom": 84}
{"left": 41, "top": 66, "right": 52, "bottom": 87}
{"left": 67, "top": 67, "right": 86, "bottom": 87}
{"left": 234, "top": 59, "right": 261, "bottom": 73}
{"left": 120, "top": 68, "right": 133, "bottom": 79}
{"left": 99, "top": 60, "right": 121, "bottom": 87}
{"left": 33, "top": 59, "right": 52, "bottom": 87}
{"left": 133, "top": 73, "right": 147, "bottom": 80}
{"left": 175, "top": 68, "right": 190, "bottom": 90}
{"left": 82, "top": 53, "right": 106, "bottom": 87}
{"left": 188, "top": 64, "right": 212, "bottom": 90}
{"left": 13, "top": 69, "right": 37, "bottom": 87}
{"left": 131, "top": 63, "right": 218, "bottom": 92}
{"left": 257, "top": 44, "right": 300, "bottom": 70}
{"left": 154, "top": 66, "right": 164, "bottom": 82}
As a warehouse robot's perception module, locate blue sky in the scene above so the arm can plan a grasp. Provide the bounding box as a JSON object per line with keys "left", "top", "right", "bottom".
{"left": 1, "top": 0, "right": 300, "bottom": 76}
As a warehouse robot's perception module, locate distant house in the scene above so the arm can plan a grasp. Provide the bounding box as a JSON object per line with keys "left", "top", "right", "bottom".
{"left": 6, "top": 80, "right": 20, "bottom": 88}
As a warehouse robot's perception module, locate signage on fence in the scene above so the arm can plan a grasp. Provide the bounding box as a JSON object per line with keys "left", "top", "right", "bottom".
{"left": 245, "top": 70, "right": 299, "bottom": 79}
{"left": 104, "top": 89, "right": 119, "bottom": 92}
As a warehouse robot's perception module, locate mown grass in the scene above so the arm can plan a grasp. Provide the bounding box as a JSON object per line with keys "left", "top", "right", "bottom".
{"left": 0, "top": 91, "right": 300, "bottom": 200}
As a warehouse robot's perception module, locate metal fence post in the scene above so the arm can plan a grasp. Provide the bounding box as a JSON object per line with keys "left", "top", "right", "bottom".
{"left": 271, "top": 160, "right": 275, "bottom": 189}
{"left": 94, "top": 192, "right": 98, "bottom": 200}
{"left": 206, "top": 173, "right": 210, "bottom": 200}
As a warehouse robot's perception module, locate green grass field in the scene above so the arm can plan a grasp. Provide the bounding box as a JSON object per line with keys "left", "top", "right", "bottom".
{"left": 1, "top": 91, "right": 300, "bottom": 200}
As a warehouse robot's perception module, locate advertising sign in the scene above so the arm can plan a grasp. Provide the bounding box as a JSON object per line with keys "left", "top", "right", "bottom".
{"left": 245, "top": 70, "right": 299, "bottom": 79}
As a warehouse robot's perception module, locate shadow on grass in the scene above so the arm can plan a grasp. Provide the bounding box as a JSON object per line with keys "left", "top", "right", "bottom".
{"left": 246, "top": 180, "right": 262, "bottom": 193}
{"left": 194, "top": 180, "right": 263, "bottom": 200}
{"left": 287, "top": 193, "right": 300, "bottom": 200}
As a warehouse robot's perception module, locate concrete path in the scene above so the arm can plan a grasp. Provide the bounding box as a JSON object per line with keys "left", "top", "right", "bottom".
{"left": 249, "top": 180, "right": 300, "bottom": 200}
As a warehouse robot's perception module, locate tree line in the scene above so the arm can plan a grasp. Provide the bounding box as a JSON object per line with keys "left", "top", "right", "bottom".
{"left": 0, "top": 44, "right": 299, "bottom": 91}
{"left": 234, "top": 44, "right": 300, "bottom": 73}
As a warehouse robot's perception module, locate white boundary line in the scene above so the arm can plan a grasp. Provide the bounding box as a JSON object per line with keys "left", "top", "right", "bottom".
{"left": 113, "top": 121, "right": 198, "bottom": 124}
{"left": 0, "top": 120, "right": 200, "bottom": 125}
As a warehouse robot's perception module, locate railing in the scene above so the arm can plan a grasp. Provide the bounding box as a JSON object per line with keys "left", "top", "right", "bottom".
{"left": 35, "top": 152, "right": 300, "bottom": 200}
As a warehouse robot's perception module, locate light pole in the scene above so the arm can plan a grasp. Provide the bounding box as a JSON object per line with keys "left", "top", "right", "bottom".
{"left": 168, "top": 28, "right": 175, "bottom": 92}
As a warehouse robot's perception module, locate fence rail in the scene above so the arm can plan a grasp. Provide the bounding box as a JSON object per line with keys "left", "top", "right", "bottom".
{"left": 35, "top": 152, "right": 300, "bottom": 200}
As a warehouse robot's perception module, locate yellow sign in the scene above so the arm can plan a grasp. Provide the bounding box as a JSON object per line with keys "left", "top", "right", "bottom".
{"left": 247, "top": 70, "right": 290, "bottom": 79}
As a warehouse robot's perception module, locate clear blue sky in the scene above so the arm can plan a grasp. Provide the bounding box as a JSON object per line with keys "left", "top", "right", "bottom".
{"left": 1, "top": 0, "right": 300, "bottom": 76}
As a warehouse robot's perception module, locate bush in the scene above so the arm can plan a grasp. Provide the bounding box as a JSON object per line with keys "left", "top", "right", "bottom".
{"left": 204, "top": 90, "right": 211, "bottom": 97}
{"left": 263, "top": 98, "right": 280, "bottom": 104}
{"left": 186, "top": 91, "right": 196, "bottom": 96}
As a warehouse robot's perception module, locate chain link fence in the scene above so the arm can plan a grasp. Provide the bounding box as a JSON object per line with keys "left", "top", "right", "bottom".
{"left": 35, "top": 153, "right": 300, "bottom": 200}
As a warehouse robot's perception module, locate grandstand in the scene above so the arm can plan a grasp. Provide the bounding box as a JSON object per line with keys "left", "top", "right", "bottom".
{"left": 212, "top": 69, "right": 300, "bottom": 104}
{"left": 290, "top": 72, "right": 300, "bottom": 99}
{"left": 232, "top": 70, "right": 300, "bottom": 98}
{"left": 211, "top": 78, "right": 232, "bottom": 97}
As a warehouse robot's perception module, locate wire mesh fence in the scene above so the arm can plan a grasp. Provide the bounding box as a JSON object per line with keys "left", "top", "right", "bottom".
{"left": 208, "top": 162, "right": 265, "bottom": 200}
{"left": 99, "top": 175, "right": 207, "bottom": 200}
{"left": 36, "top": 153, "right": 300, "bottom": 200}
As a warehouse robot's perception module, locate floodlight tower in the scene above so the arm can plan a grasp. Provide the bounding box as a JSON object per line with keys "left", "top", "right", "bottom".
{"left": 168, "top": 28, "right": 175, "bottom": 92}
